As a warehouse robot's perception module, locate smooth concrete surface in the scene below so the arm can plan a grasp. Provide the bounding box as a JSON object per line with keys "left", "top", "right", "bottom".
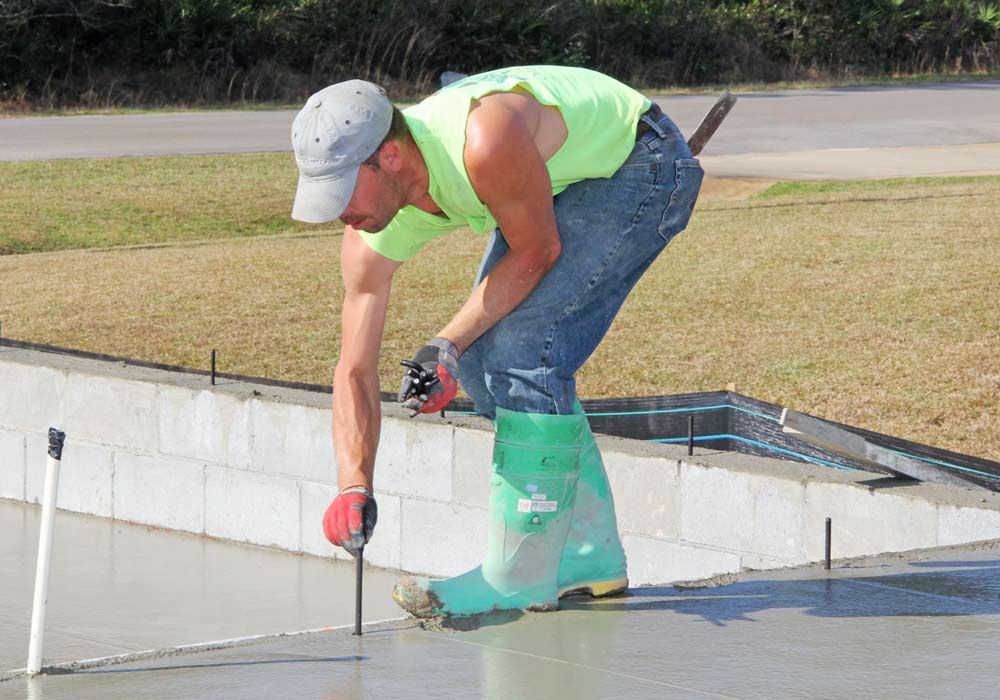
{"left": 0, "top": 500, "right": 400, "bottom": 673}
{"left": 3, "top": 82, "right": 999, "bottom": 180}
{"left": 3, "top": 543, "right": 999, "bottom": 699}
{"left": 5, "top": 346, "right": 1000, "bottom": 588}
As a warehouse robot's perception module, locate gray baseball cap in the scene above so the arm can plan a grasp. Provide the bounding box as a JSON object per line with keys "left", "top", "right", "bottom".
{"left": 291, "top": 80, "right": 393, "bottom": 223}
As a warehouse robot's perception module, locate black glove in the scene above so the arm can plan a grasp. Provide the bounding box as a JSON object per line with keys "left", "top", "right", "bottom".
{"left": 398, "top": 337, "right": 459, "bottom": 417}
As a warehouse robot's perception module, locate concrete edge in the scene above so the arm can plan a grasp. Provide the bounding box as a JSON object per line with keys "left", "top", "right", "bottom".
{"left": 667, "top": 537, "right": 1000, "bottom": 589}
{"left": 0, "top": 616, "right": 415, "bottom": 682}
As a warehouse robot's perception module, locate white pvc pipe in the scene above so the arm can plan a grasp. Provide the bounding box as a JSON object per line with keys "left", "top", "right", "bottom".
{"left": 27, "top": 428, "right": 65, "bottom": 677}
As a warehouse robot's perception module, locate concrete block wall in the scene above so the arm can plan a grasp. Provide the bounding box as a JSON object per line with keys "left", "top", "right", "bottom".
{"left": 3, "top": 347, "right": 1000, "bottom": 586}
{"left": 0, "top": 348, "right": 493, "bottom": 576}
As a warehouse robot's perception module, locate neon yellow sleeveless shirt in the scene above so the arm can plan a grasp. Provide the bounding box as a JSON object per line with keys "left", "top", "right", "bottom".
{"left": 358, "top": 65, "right": 651, "bottom": 262}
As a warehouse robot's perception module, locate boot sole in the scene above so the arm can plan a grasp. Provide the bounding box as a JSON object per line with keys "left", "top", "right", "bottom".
{"left": 558, "top": 576, "right": 629, "bottom": 599}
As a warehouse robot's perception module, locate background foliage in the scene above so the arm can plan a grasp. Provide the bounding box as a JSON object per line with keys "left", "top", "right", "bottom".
{"left": 2, "top": 0, "right": 999, "bottom": 108}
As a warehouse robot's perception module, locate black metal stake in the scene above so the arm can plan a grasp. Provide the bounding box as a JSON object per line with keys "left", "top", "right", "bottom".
{"left": 687, "top": 415, "right": 694, "bottom": 456}
{"left": 210, "top": 349, "right": 216, "bottom": 386}
{"left": 354, "top": 546, "right": 364, "bottom": 636}
{"left": 825, "top": 517, "right": 832, "bottom": 570}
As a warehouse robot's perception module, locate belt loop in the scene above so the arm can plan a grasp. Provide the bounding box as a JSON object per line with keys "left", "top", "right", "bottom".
{"left": 639, "top": 103, "right": 667, "bottom": 139}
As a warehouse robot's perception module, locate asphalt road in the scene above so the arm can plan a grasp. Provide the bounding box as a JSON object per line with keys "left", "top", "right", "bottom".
{"left": 1, "top": 81, "right": 998, "bottom": 179}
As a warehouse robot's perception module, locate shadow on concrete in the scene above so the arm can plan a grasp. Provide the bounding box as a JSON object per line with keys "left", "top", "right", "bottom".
{"left": 856, "top": 475, "right": 923, "bottom": 489}
{"left": 562, "top": 560, "right": 1000, "bottom": 627}
{"left": 910, "top": 559, "right": 1000, "bottom": 568}
{"left": 419, "top": 608, "right": 524, "bottom": 632}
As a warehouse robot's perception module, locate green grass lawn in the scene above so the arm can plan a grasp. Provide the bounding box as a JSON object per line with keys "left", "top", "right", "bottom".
{"left": 0, "top": 154, "right": 309, "bottom": 254}
{"left": 1, "top": 155, "right": 997, "bottom": 463}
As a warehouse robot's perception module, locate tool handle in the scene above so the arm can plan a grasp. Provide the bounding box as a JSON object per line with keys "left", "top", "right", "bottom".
{"left": 687, "top": 91, "right": 737, "bottom": 157}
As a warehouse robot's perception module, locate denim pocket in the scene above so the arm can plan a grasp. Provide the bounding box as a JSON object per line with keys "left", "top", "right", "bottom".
{"left": 657, "top": 158, "right": 704, "bottom": 242}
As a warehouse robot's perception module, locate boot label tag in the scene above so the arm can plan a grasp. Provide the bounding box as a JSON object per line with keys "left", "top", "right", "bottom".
{"left": 518, "top": 498, "right": 558, "bottom": 513}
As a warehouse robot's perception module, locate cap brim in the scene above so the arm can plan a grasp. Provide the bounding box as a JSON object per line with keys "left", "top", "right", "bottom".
{"left": 290, "top": 166, "right": 359, "bottom": 224}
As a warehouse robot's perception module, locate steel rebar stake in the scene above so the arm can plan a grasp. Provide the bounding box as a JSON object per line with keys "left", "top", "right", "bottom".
{"left": 687, "top": 415, "right": 695, "bottom": 456}
{"left": 825, "top": 517, "right": 832, "bottom": 570}
{"left": 353, "top": 546, "right": 364, "bottom": 636}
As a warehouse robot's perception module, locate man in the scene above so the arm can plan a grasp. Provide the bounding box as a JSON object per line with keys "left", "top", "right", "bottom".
{"left": 291, "top": 65, "right": 703, "bottom": 618}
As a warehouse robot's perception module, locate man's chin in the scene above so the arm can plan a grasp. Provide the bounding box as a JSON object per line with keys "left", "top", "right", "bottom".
{"left": 356, "top": 220, "right": 386, "bottom": 234}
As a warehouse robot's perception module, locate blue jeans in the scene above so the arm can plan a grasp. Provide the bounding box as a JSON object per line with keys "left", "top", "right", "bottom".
{"left": 458, "top": 110, "right": 704, "bottom": 419}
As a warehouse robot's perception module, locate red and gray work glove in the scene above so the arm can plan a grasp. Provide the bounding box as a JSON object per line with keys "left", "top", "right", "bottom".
{"left": 398, "top": 337, "right": 459, "bottom": 417}
{"left": 322, "top": 486, "right": 378, "bottom": 557}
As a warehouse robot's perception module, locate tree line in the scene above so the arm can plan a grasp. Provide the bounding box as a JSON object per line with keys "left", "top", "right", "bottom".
{"left": 2, "top": 0, "right": 998, "bottom": 109}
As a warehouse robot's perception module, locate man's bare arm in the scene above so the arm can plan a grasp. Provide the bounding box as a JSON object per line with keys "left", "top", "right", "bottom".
{"left": 437, "top": 95, "right": 563, "bottom": 353}
{"left": 334, "top": 225, "right": 402, "bottom": 490}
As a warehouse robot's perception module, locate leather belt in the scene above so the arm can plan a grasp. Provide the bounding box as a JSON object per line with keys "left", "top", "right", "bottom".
{"left": 635, "top": 102, "right": 664, "bottom": 140}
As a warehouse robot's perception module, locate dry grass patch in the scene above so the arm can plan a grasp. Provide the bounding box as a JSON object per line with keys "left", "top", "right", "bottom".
{"left": 1, "top": 173, "right": 997, "bottom": 462}
{"left": 695, "top": 177, "right": 774, "bottom": 203}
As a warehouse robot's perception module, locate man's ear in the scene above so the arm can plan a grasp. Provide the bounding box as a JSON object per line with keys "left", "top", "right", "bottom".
{"left": 379, "top": 140, "right": 403, "bottom": 173}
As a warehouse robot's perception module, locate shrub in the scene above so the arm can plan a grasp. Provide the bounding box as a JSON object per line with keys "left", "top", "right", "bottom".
{"left": 1, "top": 0, "right": 997, "bottom": 109}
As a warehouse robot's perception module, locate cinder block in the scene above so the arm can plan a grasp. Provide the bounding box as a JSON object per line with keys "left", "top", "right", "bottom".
{"left": 0, "top": 361, "right": 66, "bottom": 431}
{"left": 623, "top": 535, "right": 741, "bottom": 586}
{"left": 159, "top": 386, "right": 251, "bottom": 468}
{"left": 0, "top": 428, "right": 26, "bottom": 500}
{"left": 205, "top": 466, "right": 299, "bottom": 551}
{"left": 63, "top": 373, "right": 157, "bottom": 449}
{"left": 115, "top": 452, "right": 205, "bottom": 534}
{"left": 300, "top": 479, "right": 339, "bottom": 558}
{"left": 605, "top": 448, "right": 680, "bottom": 540}
{"left": 937, "top": 505, "right": 1000, "bottom": 546}
{"left": 25, "top": 434, "right": 113, "bottom": 517}
{"left": 300, "top": 480, "right": 402, "bottom": 570}
{"left": 250, "top": 400, "right": 336, "bottom": 481}
{"left": 803, "top": 481, "right": 938, "bottom": 560}
{"left": 452, "top": 426, "right": 493, "bottom": 508}
{"left": 400, "top": 499, "right": 488, "bottom": 577}
{"left": 680, "top": 463, "right": 805, "bottom": 561}
{"left": 375, "top": 418, "right": 454, "bottom": 501}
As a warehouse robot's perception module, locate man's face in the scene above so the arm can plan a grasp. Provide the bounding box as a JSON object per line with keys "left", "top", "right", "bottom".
{"left": 339, "top": 152, "right": 403, "bottom": 233}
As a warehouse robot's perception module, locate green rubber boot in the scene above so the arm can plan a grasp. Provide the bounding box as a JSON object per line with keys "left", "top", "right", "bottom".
{"left": 557, "top": 401, "right": 629, "bottom": 599}
{"left": 393, "top": 407, "right": 584, "bottom": 618}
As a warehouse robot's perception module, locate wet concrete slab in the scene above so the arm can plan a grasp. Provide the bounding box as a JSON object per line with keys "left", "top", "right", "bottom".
{"left": 0, "top": 500, "right": 401, "bottom": 673}
{"left": 4, "top": 541, "right": 999, "bottom": 699}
